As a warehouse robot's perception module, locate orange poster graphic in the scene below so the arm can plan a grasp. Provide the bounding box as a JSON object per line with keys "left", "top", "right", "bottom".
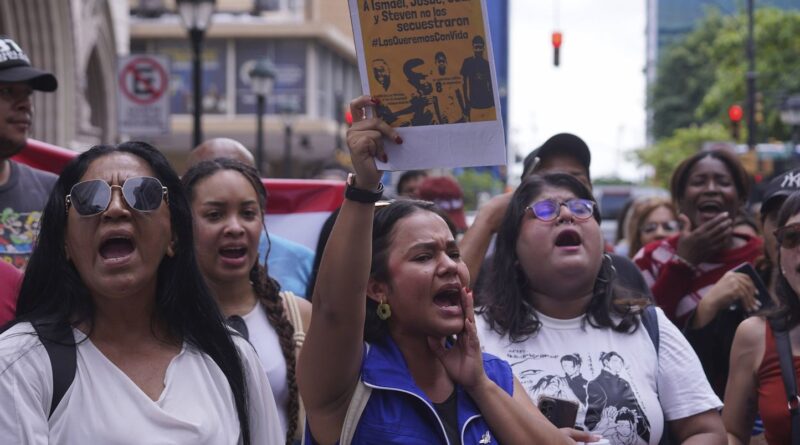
{"left": 357, "top": 0, "right": 496, "bottom": 127}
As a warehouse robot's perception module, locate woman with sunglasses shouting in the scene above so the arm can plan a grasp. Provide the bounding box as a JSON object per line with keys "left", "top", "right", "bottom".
{"left": 183, "top": 158, "right": 311, "bottom": 444}
{"left": 725, "top": 192, "right": 800, "bottom": 445}
{"left": 476, "top": 173, "right": 726, "bottom": 445}
{"left": 633, "top": 150, "right": 763, "bottom": 399}
{"left": 297, "top": 96, "right": 570, "bottom": 445}
{"left": 0, "top": 142, "right": 283, "bottom": 444}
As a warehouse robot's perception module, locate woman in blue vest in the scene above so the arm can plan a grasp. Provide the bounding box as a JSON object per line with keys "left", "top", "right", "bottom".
{"left": 297, "top": 96, "right": 583, "bottom": 445}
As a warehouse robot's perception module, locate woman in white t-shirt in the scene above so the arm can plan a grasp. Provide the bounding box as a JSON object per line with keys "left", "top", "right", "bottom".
{"left": 183, "top": 158, "right": 312, "bottom": 444}
{"left": 474, "top": 172, "right": 726, "bottom": 445}
{"left": 0, "top": 142, "right": 282, "bottom": 444}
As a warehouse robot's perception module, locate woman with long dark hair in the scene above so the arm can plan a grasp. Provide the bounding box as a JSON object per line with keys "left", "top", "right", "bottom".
{"left": 725, "top": 191, "right": 800, "bottom": 445}
{"left": 476, "top": 173, "right": 725, "bottom": 445}
{"left": 0, "top": 142, "right": 282, "bottom": 443}
{"left": 298, "top": 96, "right": 573, "bottom": 445}
{"left": 183, "top": 158, "right": 311, "bottom": 444}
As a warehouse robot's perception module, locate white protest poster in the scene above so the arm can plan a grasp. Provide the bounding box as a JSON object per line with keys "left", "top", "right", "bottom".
{"left": 349, "top": 0, "right": 506, "bottom": 170}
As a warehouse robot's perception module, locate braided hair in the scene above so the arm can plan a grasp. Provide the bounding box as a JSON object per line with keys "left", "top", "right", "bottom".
{"left": 250, "top": 262, "right": 300, "bottom": 444}
{"left": 183, "top": 158, "right": 300, "bottom": 444}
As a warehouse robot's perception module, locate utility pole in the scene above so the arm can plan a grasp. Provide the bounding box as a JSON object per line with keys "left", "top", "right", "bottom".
{"left": 746, "top": 0, "right": 757, "bottom": 150}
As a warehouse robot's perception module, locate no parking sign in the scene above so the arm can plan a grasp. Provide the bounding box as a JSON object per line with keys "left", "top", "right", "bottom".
{"left": 117, "top": 55, "right": 170, "bottom": 136}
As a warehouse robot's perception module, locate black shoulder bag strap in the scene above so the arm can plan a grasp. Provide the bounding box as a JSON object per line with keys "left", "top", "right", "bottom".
{"left": 769, "top": 317, "right": 800, "bottom": 445}
{"left": 641, "top": 305, "right": 671, "bottom": 445}
{"left": 31, "top": 320, "right": 77, "bottom": 419}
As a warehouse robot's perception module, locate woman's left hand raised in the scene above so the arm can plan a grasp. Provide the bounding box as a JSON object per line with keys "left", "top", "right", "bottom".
{"left": 346, "top": 95, "right": 402, "bottom": 190}
{"left": 427, "top": 287, "right": 487, "bottom": 390}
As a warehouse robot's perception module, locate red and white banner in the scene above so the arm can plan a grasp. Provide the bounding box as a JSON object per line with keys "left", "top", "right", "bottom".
{"left": 14, "top": 140, "right": 344, "bottom": 250}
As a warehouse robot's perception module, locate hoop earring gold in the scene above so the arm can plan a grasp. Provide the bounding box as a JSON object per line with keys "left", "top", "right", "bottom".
{"left": 376, "top": 300, "right": 392, "bottom": 320}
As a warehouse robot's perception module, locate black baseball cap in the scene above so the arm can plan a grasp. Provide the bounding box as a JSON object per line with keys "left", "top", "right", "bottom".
{"left": 0, "top": 36, "right": 57, "bottom": 91}
{"left": 522, "top": 133, "right": 591, "bottom": 179}
{"left": 761, "top": 169, "right": 800, "bottom": 218}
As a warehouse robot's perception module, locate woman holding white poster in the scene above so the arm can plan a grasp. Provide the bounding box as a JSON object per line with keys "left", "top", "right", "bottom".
{"left": 297, "top": 96, "right": 594, "bottom": 445}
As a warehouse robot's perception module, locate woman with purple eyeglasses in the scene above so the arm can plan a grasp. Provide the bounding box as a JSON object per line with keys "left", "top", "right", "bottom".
{"left": 476, "top": 173, "right": 725, "bottom": 445}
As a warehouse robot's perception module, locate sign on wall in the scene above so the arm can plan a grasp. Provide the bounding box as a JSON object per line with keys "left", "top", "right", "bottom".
{"left": 117, "top": 55, "right": 171, "bottom": 135}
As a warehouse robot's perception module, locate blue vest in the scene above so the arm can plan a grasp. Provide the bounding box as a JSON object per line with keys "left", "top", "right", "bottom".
{"left": 352, "top": 337, "right": 513, "bottom": 444}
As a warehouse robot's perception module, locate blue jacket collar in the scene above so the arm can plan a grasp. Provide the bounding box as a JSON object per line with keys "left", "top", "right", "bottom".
{"left": 361, "top": 337, "right": 483, "bottom": 426}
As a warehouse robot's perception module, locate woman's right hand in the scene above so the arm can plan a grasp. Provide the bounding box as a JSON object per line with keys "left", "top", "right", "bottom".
{"left": 692, "top": 270, "right": 759, "bottom": 328}
{"left": 675, "top": 212, "right": 733, "bottom": 265}
{"left": 346, "top": 95, "right": 402, "bottom": 190}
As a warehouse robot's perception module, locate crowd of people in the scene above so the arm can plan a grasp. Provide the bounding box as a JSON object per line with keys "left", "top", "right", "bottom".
{"left": 2, "top": 36, "right": 800, "bottom": 445}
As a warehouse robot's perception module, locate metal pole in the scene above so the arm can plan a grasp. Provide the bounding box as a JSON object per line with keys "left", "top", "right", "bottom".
{"left": 746, "top": 0, "right": 757, "bottom": 150}
{"left": 190, "top": 28, "right": 204, "bottom": 149}
{"left": 334, "top": 91, "right": 342, "bottom": 151}
{"left": 283, "top": 122, "right": 292, "bottom": 178}
{"left": 255, "top": 94, "right": 264, "bottom": 175}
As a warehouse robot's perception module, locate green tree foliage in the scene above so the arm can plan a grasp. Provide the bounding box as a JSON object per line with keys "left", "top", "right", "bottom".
{"left": 650, "top": 7, "right": 800, "bottom": 142}
{"left": 635, "top": 123, "right": 730, "bottom": 188}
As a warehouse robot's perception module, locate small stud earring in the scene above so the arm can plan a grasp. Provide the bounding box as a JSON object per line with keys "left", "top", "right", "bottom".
{"left": 376, "top": 300, "right": 392, "bottom": 320}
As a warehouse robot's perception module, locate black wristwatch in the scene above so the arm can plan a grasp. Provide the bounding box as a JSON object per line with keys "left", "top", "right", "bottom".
{"left": 345, "top": 173, "right": 384, "bottom": 203}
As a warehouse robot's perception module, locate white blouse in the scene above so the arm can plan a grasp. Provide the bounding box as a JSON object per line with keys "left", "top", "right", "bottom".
{"left": 0, "top": 322, "right": 283, "bottom": 444}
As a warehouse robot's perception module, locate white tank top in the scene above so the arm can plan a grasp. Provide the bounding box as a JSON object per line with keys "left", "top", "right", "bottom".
{"left": 242, "top": 302, "right": 289, "bottom": 437}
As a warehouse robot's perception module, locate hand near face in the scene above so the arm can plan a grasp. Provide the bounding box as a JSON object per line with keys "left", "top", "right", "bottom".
{"left": 675, "top": 212, "right": 733, "bottom": 265}
{"left": 345, "top": 95, "right": 402, "bottom": 189}
{"left": 426, "top": 287, "right": 486, "bottom": 390}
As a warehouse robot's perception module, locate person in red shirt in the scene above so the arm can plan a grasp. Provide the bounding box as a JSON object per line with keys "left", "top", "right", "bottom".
{"left": 0, "top": 259, "right": 21, "bottom": 326}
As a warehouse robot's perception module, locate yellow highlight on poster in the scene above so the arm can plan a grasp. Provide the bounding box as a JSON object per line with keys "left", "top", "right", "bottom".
{"left": 358, "top": 0, "right": 496, "bottom": 127}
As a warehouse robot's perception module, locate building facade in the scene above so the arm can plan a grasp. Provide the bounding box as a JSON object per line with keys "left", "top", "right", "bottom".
{"left": 129, "top": 0, "right": 360, "bottom": 176}
{"left": 0, "top": 0, "right": 128, "bottom": 150}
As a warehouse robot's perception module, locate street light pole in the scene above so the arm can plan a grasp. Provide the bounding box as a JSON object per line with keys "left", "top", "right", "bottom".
{"left": 177, "top": 0, "right": 216, "bottom": 150}
{"left": 746, "top": 0, "right": 757, "bottom": 150}
{"left": 249, "top": 58, "right": 276, "bottom": 175}
{"left": 284, "top": 121, "right": 293, "bottom": 178}
{"left": 190, "top": 28, "right": 203, "bottom": 148}
{"left": 256, "top": 93, "right": 265, "bottom": 174}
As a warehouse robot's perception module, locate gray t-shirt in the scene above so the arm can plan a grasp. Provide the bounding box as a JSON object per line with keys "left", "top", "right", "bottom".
{"left": 0, "top": 161, "right": 56, "bottom": 268}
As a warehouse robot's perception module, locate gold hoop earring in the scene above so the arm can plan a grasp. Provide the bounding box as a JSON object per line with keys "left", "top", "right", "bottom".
{"left": 376, "top": 300, "right": 392, "bottom": 320}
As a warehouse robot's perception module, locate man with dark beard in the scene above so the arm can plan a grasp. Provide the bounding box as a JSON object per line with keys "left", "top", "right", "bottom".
{"left": 0, "top": 36, "right": 58, "bottom": 269}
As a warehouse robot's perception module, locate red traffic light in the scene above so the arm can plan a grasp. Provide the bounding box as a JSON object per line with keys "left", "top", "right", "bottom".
{"left": 728, "top": 104, "right": 743, "bottom": 122}
{"left": 552, "top": 31, "right": 562, "bottom": 49}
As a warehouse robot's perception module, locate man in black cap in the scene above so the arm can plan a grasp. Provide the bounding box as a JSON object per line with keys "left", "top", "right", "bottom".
{"left": 522, "top": 132, "right": 592, "bottom": 190}
{"left": 0, "top": 36, "right": 58, "bottom": 268}
{"left": 461, "top": 132, "right": 653, "bottom": 300}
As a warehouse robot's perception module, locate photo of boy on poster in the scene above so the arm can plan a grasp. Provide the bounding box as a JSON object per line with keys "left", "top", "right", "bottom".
{"left": 432, "top": 51, "right": 468, "bottom": 124}
{"left": 459, "top": 35, "right": 494, "bottom": 122}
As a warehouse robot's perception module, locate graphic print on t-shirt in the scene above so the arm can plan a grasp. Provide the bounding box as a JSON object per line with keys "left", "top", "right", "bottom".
{"left": 509, "top": 349, "right": 651, "bottom": 445}
{"left": 0, "top": 208, "right": 43, "bottom": 269}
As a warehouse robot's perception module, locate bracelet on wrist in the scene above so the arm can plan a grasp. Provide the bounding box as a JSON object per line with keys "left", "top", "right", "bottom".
{"left": 345, "top": 173, "right": 384, "bottom": 203}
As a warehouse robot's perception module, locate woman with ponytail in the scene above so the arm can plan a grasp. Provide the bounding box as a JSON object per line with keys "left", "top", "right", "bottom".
{"left": 183, "top": 158, "right": 311, "bottom": 444}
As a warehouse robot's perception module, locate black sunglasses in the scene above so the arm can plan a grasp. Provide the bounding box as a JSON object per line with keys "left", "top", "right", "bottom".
{"left": 527, "top": 198, "right": 595, "bottom": 222}
{"left": 775, "top": 222, "right": 800, "bottom": 249}
{"left": 66, "top": 176, "right": 168, "bottom": 216}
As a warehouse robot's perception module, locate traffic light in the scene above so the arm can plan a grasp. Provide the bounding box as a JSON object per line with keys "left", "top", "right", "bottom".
{"left": 728, "top": 104, "right": 743, "bottom": 141}
{"left": 552, "top": 31, "right": 562, "bottom": 67}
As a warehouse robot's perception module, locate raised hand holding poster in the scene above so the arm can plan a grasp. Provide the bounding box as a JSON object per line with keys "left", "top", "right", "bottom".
{"left": 349, "top": 0, "right": 506, "bottom": 170}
